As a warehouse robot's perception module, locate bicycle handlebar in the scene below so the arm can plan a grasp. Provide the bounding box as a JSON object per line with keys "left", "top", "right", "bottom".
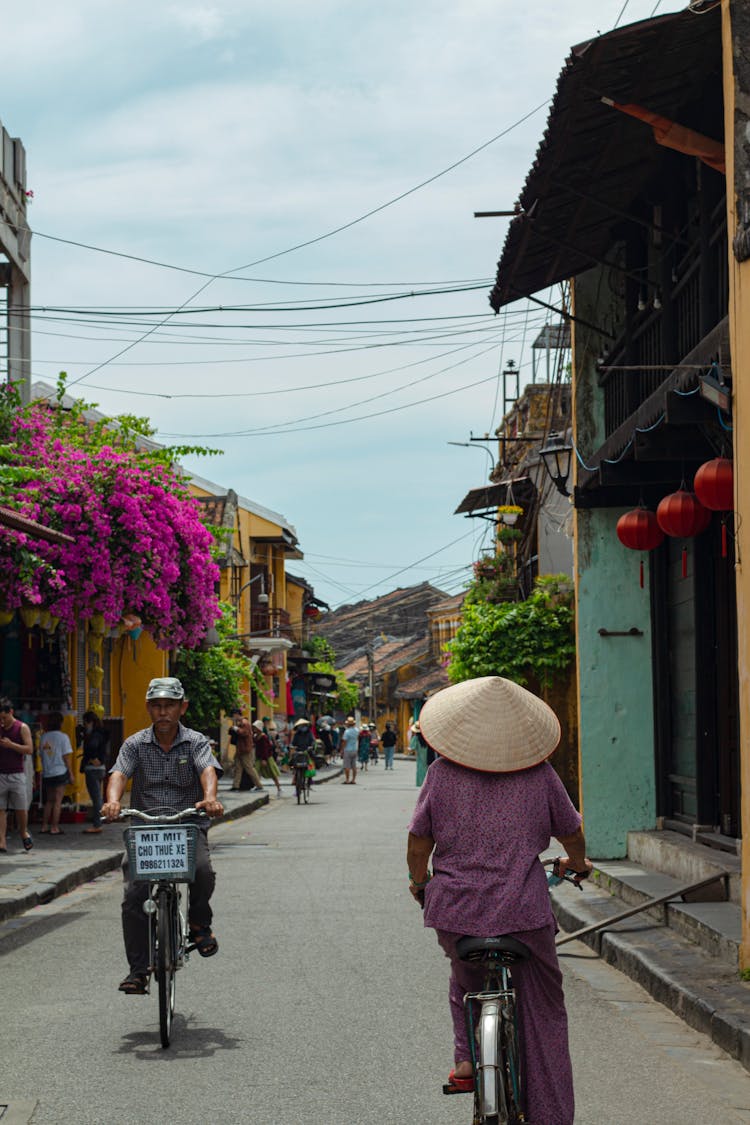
{"left": 544, "top": 857, "right": 590, "bottom": 889}
{"left": 117, "top": 807, "right": 208, "bottom": 823}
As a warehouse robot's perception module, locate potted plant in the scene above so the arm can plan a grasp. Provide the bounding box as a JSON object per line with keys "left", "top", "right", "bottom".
{"left": 497, "top": 504, "right": 524, "bottom": 526}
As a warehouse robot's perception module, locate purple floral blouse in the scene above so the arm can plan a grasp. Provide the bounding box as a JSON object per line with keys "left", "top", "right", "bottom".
{"left": 409, "top": 757, "right": 581, "bottom": 936}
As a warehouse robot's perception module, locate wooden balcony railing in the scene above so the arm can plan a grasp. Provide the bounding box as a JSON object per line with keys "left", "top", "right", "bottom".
{"left": 249, "top": 607, "right": 295, "bottom": 641}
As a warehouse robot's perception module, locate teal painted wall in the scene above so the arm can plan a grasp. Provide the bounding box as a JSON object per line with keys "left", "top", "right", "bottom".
{"left": 573, "top": 268, "right": 656, "bottom": 858}
{"left": 576, "top": 509, "right": 657, "bottom": 857}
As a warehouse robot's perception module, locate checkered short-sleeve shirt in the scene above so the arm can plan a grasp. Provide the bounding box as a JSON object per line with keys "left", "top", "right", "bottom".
{"left": 111, "top": 723, "right": 221, "bottom": 815}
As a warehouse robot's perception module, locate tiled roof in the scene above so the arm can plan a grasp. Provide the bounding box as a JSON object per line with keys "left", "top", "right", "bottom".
{"left": 338, "top": 635, "right": 429, "bottom": 681}
{"left": 394, "top": 666, "right": 450, "bottom": 699}
{"left": 489, "top": 7, "right": 721, "bottom": 309}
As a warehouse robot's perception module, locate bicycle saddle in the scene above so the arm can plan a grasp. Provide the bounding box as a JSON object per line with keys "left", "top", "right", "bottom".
{"left": 456, "top": 934, "right": 532, "bottom": 964}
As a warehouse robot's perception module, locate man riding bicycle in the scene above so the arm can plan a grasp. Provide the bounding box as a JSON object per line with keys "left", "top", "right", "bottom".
{"left": 102, "top": 677, "right": 224, "bottom": 995}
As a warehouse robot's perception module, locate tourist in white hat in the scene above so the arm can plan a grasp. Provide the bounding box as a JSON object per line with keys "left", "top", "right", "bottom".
{"left": 406, "top": 676, "right": 591, "bottom": 1124}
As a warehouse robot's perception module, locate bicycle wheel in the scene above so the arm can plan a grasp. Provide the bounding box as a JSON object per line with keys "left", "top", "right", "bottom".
{"left": 500, "top": 997, "right": 524, "bottom": 1124}
{"left": 295, "top": 769, "right": 303, "bottom": 804}
{"left": 156, "top": 888, "right": 176, "bottom": 1048}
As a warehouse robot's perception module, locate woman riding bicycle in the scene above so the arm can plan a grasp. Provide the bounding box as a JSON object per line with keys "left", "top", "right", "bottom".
{"left": 406, "top": 676, "right": 591, "bottom": 1125}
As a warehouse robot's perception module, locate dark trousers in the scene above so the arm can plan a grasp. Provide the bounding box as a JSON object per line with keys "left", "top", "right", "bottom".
{"left": 121, "top": 830, "right": 215, "bottom": 973}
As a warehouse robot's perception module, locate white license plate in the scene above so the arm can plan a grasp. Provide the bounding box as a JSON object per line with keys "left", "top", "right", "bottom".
{"left": 132, "top": 826, "right": 190, "bottom": 876}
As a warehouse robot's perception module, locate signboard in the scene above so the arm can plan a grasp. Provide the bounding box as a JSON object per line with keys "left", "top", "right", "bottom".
{"left": 130, "top": 826, "right": 191, "bottom": 877}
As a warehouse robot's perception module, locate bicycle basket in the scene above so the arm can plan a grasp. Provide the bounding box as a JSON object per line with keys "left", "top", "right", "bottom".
{"left": 124, "top": 823, "right": 199, "bottom": 882}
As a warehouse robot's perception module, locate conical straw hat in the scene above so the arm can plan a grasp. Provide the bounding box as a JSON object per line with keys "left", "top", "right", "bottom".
{"left": 418, "top": 676, "right": 560, "bottom": 773}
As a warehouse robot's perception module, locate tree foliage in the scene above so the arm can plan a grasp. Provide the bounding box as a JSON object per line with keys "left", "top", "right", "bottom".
{"left": 447, "top": 575, "right": 575, "bottom": 688}
{"left": 307, "top": 633, "right": 359, "bottom": 713}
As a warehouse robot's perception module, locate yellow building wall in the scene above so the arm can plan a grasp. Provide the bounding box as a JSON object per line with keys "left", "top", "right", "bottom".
{"left": 66, "top": 627, "right": 167, "bottom": 808}
{"left": 722, "top": 0, "right": 750, "bottom": 968}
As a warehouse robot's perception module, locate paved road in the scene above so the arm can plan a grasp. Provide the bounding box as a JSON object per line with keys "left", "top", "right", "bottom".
{"left": 2, "top": 762, "right": 749, "bottom": 1123}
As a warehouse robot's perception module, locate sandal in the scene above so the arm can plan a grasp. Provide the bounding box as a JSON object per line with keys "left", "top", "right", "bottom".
{"left": 22, "top": 835, "right": 34, "bottom": 851}
{"left": 447, "top": 1068, "right": 475, "bottom": 1093}
{"left": 118, "top": 971, "right": 149, "bottom": 995}
{"left": 189, "top": 925, "right": 219, "bottom": 957}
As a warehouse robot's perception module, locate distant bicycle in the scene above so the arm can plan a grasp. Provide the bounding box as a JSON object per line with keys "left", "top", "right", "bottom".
{"left": 120, "top": 806, "right": 205, "bottom": 1047}
{"left": 441, "top": 859, "right": 587, "bottom": 1124}
{"left": 290, "top": 749, "right": 313, "bottom": 804}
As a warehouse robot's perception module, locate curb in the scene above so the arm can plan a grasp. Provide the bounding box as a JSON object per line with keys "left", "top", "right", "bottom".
{"left": 0, "top": 851, "right": 125, "bottom": 924}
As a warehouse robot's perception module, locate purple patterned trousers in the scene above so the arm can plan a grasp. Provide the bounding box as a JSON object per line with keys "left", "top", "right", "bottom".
{"left": 435, "top": 922, "right": 574, "bottom": 1125}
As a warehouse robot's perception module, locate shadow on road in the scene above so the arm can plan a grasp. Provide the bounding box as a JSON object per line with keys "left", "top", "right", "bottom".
{"left": 114, "top": 1014, "right": 244, "bottom": 1059}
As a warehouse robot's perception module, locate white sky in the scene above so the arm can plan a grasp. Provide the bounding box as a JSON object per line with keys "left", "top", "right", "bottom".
{"left": 2, "top": 0, "right": 677, "bottom": 609}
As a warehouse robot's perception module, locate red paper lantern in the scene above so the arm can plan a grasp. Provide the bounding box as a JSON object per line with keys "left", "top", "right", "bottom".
{"left": 693, "top": 458, "right": 733, "bottom": 511}
{"left": 694, "top": 458, "right": 734, "bottom": 557}
{"left": 656, "top": 489, "right": 711, "bottom": 577}
{"left": 656, "top": 489, "right": 711, "bottom": 538}
{"left": 616, "top": 508, "right": 664, "bottom": 551}
{"left": 616, "top": 507, "right": 664, "bottom": 587}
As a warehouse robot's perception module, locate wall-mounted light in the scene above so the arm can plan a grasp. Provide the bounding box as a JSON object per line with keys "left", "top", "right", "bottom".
{"left": 232, "top": 572, "right": 269, "bottom": 609}
{"left": 539, "top": 431, "right": 573, "bottom": 498}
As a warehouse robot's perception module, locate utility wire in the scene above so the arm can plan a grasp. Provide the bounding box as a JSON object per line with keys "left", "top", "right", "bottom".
{"left": 21, "top": 100, "right": 548, "bottom": 286}
{"left": 61, "top": 99, "right": 550, "bottom": 390}
{"left": 160, "top": 365, "right": 504, "bottom": 438}
{"left": 329, "top": 528, "right": 478, "bottom": 609}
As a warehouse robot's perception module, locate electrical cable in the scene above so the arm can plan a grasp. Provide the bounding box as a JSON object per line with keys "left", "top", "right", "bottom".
{"left": 328, "top": 528, "right": 478, "bottom": 610}
{"left": 20, "top": 100, "right": 548, "bottom": 287}
{"left": 158, "top": 347, "right": 505, "bottom": 438}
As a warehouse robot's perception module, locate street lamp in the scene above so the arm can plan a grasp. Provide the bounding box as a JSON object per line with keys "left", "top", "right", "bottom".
{"left": 447, "top": 441, "right": 497, "bottom": 475}
{"left": 232, "top": 572, "right": 269, "bottom": 607}
{"left": 539, "top": 431, "right": 574, "bottom": 498}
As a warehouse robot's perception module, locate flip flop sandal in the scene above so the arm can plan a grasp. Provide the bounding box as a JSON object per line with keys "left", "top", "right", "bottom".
{"left": 447, "top": 1069, "right": 475, "bottom": 1093}
{"left": 118, "top": 972, "right": 149, "bottom": 995}
{"left": 189, "top": 925, "right": 219, "bottom": 957}
{"left": 22, "top": 835, "right": 34, "bottom": 851}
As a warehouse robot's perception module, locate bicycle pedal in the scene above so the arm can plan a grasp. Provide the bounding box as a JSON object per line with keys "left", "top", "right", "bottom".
{"left": 442, "top": 1083, "right": 472, "bottom": 1096}
{"left": 185, "top": 942, "right": 197, "bottom": 953}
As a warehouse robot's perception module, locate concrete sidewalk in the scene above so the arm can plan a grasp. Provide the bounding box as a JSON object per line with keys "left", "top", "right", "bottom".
{"left": 0, "top": 765, "right": 342, "bottom": 924}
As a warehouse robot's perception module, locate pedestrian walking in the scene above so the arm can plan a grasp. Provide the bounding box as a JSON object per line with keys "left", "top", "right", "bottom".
{"left": 381, "top": 721, "right": 397, "bottom": 769}
{"left": 253, "top": 720, "right": 283, "bottom": 797}
{"left": 80, "top": 710, "right": 110, "bottom": 833}
{"left": 339, "top": 716, "right": 359, "bottom": 784}
{"left": 39, "top": 711, "right": 74, "bottom": 836}
{"left": 357, "top": 724, "right": 371, "bottom": 772}
{"left": 102, "top": 676, "right": 224, "bottom": 994}
{"left": 232, "top": 715, "right": 265, "bottom": 792}
{"left": 406, "top": 676, "right": 591, "bottom": 1123}
{"left": 0, "top": 697, "right": 34, "bottom": 852}
{"left": 318, "top": 722, "right": 334, "bottom": 764}
{"left": 368, "top": 723, "right": 380, "bottom": 765}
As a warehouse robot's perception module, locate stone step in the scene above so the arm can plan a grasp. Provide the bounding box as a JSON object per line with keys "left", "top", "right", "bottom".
{"left": 549, "top": 878, "right": 750, "bottom": 1074}
{"left": 591, "top": 859, "right": 741, "bottom": 967}
{"left": 628, "top": 828, "right": 741, "bottom": 904}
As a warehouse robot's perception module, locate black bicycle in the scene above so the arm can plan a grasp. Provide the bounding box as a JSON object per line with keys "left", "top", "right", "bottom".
{"left": 121, "top": 807, "right": 203, "bottom": 1047}
{"left": 291, "top": 752, "right": 312, "bottom": 804}
{"left": 442, "top": 859, "right": 586, "bottom": 1124}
